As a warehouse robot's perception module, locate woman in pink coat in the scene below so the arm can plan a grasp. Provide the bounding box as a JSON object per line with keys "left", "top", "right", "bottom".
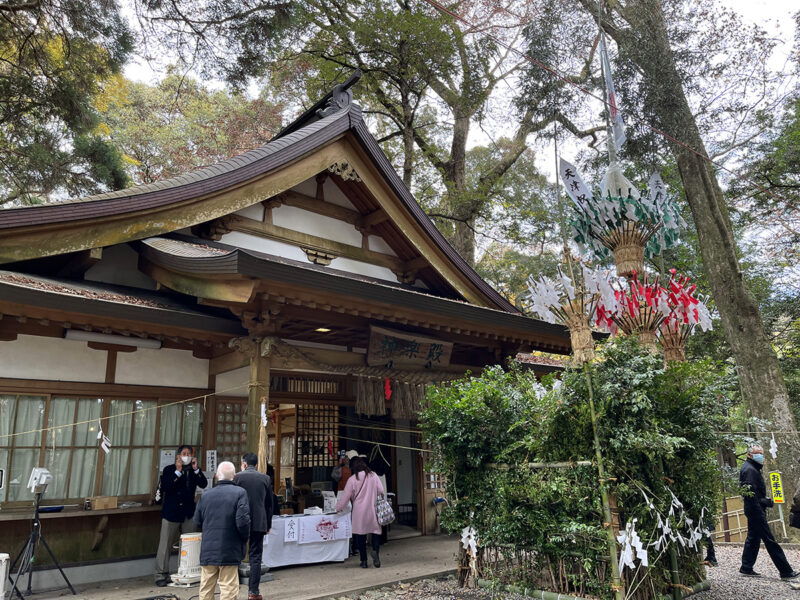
{"left": 336, "top": 457, "right": 384, "bottom": 568}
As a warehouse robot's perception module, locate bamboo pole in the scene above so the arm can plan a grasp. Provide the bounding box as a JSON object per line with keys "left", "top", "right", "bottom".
{"left": 583, "top": 362, "right": 625, "bottom": 600}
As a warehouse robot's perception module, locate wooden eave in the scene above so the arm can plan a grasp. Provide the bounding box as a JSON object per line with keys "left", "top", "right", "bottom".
{"left": 138, "top": 239, "right": 571, "bottom": 354}
{"left": 0, "top": 272, "right": 246, "bottom": 344}
{"left": 0, "top": 101, "right": 516, "bottom": 314}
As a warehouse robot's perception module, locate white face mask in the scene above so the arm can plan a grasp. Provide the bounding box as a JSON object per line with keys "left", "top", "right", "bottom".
{"left": 181, "top": 455, "right": 192, "bottom": 465}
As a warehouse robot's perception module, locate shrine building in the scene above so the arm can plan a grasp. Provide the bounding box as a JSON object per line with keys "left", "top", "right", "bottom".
{"left": 0, "top": 75, "right": 570, "bottom": 582}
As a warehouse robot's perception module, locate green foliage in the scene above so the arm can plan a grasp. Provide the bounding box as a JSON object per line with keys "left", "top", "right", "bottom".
{"left": 95, "top": 74, "right": 283, "bottom": 185}
{"left": 0, "top": 0, "right": 133, "bottom": 206}
{"left": 421, "top": 338, "right": 736, "bottom": 596}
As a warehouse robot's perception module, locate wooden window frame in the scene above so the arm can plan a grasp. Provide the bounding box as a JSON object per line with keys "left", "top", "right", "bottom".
{"left": 0, "top": 381, "right": 209, "bottom": 508}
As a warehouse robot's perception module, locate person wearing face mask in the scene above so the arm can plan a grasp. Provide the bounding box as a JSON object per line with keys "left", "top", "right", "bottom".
{"left": 155, "top": 444, "right": 208, "bottom": 586}
{"left": 739, "top": 444, "right": 799, "bottom": 579}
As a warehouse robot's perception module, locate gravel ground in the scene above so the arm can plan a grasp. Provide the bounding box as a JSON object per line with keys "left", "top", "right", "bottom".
{"left": 335, "top": 544, "right": 800, "bottom": 600}
{"left": 333, "top": 575, "right": 526, "bottom": 600}
{"left": 695, "top": 544, "right": 800, "bottom": 600}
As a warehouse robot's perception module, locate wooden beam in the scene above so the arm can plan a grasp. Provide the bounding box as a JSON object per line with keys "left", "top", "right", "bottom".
{"left": 362, "top": 208, "right": 389, "bottom": 228}
{"left": 56, "top": 247, "right": 103, "bottom": 279}
{"left": 272, "top": 190, "right": 364, "bottom": 228}
{"left": 209, "top": 350, "right": 249, "bottom": 375}
{"left": 141, "top": 260, "right": 257, "bottom": 304}
{"left": 224, "top": 214, "right": 405, "bottom": 272}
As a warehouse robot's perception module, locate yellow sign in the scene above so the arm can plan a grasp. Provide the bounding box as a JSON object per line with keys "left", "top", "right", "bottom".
{"left": 769, "top": 471, "right": 785, "bottom": 504}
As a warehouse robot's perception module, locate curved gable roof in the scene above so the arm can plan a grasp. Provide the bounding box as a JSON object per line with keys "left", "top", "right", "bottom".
{"left": 0, "top": 96, "right": 517, "bottom": 314}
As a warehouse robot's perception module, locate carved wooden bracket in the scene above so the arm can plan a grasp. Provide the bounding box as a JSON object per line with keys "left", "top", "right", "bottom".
{"left": 229, "top": 335, "right": 278, "bottom": 358}
{"left": 193, "top": 217, "right": 232, "bottom": 241}
{"left": 302, "top": 247, "right": 336, "bottom": 266}
{"left": 328, "top": 161, "right": 362, "bottom": 182}
{"left": 394, "top": 270, "right": 418, "bottom": 285}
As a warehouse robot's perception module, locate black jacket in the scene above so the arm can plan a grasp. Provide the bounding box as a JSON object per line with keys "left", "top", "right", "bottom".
{"left": 234, "top": 466, "right": 274, "bottom": 534}
{"left": 790, "top": 479, "right": 800, "bottom": 528}
{"left": 193, "top": 480, "right": 251, "bottom": 566}
{"left": 740, "top": 457, "right": 774, "bottom": 516}
{"left": 160, "top": 463, "right": 208, "bottom": 523}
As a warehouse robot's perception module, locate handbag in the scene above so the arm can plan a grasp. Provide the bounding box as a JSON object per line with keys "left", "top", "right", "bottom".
{"left": 375, "top": 493, "right": 395, "bottom": 526}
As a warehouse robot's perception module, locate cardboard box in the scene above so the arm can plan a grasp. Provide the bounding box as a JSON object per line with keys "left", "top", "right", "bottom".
{"left": 89, "top": 496, "right": 118, "bottom": 510}
{"left": 280, "top": 508, "right": 294, "bottom": 515}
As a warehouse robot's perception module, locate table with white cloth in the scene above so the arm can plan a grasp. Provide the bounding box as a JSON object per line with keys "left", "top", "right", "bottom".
{"left": 263, "top": 512, "right": 352, "bottom": 568}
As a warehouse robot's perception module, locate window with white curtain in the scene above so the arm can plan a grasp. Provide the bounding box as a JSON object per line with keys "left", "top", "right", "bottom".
{"left": 0, "top": 394, "right": 203, "bottom": 504}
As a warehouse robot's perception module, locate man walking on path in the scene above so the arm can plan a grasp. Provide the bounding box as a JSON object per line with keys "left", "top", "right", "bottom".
{"left": 194, "top": 461, "right": 251, "bottom": 600}
{"left": 155, "top": 444, "right": 207, "bottom": 586}
{"left": 740, "top": 445, "right": 800, "bottom": 579}
{"left": 235, "top": 453, "right": 274, "bottom": 600}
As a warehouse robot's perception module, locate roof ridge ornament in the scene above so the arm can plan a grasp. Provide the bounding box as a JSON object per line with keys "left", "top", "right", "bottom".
{"left": 316, "top": 69, "right": 362, "bottom": 118}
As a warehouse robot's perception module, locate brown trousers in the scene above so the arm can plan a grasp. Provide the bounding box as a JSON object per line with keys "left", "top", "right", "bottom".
{"left": 199, "top": 564, "right": 239, "bottom": 600}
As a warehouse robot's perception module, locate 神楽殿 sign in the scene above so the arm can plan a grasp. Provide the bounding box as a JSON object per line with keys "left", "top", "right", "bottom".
{"left": 367, "top": 325, "right": 452, "bottom": 368}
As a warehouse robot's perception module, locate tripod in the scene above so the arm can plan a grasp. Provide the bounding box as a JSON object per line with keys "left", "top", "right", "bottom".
{"left": 8, "top": 491, "right": 76, "bottom": 598}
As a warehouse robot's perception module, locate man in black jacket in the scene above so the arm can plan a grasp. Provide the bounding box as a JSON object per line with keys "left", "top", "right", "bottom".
{"left": 235, "top": 453, "right": 274, "bottom": 600}
{"left": 194, "top": 461, "right": 251, "bottom": 600}
{"left": 155, "top": 444, "right": 207, "bottom": 586}
{"left": 739, "top": 444, "right": 799, "bottom": 579}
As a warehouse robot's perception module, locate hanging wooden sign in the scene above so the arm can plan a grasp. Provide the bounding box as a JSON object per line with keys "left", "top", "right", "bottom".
{"left": 367, "top": 325, "right": 452, "bottom": 368}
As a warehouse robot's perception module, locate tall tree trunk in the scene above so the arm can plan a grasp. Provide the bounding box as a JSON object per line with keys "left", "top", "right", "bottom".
{"left": 446, "top": 107, "right": 475, "bottom": 265}
{"left": 618, "top": 0, "right": 800, "bottom": 487}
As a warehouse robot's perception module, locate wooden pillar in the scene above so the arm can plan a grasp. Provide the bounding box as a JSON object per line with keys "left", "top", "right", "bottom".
{"left": 274, "top": 414, "right": 283, "bottom": 491}
{"left": 248, "top": 351, "right": 271, "bottom": 471}
{"left": 232, "top": 336, "right": 274, "bottom": 473}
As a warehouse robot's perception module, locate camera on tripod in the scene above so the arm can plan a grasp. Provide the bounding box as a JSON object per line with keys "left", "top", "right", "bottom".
{"left": 26, "top": 467, "right": 53, "bottom": 494}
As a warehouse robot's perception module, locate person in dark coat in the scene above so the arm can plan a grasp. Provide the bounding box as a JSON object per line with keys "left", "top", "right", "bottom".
{"left": 234, "top": 453, "right": 274, "bottom": 600}
{"left": 739, "top": 444, "right": 799, "bottom": 579}
{"left": 790, "top": 456, "right": 800, "bottom": 530}
{"left": 194, "top": 461, "right": 251, "bottom": 600}
{"left": 155, "top": 444, "right": 207, "bottom": 586}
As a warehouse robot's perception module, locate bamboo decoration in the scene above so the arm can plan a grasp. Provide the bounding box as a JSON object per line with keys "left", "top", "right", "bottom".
{"left": 601, "top": 271, "right": 669, "bottom": 354}
{"left": 563, "top": 160, "right": 684, "bottom": 279}
{"left": 658, "top": 270, "right": 713, "bottom": 366}
{"left": 527, "top": 256, "right": 618, "bottom": 366}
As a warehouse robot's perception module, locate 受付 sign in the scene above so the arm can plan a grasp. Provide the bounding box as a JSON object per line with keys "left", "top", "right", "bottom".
{"left": 367, "top": 325, "right": 452, "bottom": 368}
{"left": 769, "top": 471, "right": 784, "bottom": 504}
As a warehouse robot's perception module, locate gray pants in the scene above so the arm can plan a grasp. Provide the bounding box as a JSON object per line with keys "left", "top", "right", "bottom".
{"left": 155, "top": 517, "right": 196, "bottom": 580}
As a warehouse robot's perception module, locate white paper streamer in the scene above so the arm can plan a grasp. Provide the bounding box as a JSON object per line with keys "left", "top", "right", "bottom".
{"left": 261, "top": 402, "right": 268, "bottom": 427}
{"left": 770, "top": 433, "right": 778, "bottom": 459}
{"left": 97, "top": 420, "right": 111, "bottom": 455}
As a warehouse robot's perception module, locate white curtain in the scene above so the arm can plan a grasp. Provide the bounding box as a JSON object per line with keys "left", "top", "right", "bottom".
{"left": 101, "top": 400, "right": 132, "bottom": 496}
{"left": 69, "top": 399, "right": 103, "bottom": 499}
{"left": 183, "top": 403, "right": 202, "bottom": 447}
{"left": 7, "top": 396, "right": 45, "bottom": 501}
{"left": 46, "top": 398, "right": 75, "bottom": 497}
{"left": 15, "top": 395, "right": 45, "bottom": 446}
{"left": 69, "top": 448, "right": 97, "bottom": 498}
{"left": 129, "top": 400, "right": 156, "bottom": 495}
{"left": 8, "top": 448, "right": 37, "bottom": 501}
{"left": 0, "top": 395, "right": 15, "bottom": 502}
{"left": 159, "top": 404, "right": 182, "bottom": 448}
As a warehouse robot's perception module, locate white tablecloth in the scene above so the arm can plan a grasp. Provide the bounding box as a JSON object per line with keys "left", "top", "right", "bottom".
{"left": 264, "top": 513, "right": 351, "bottom": 568}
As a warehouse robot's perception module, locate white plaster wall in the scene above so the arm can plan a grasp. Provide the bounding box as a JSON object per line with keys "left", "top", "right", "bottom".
{"left": 219, "top": 231, "right": 309, "bottom": 262}
{"left": 235, "top": 204, "right": 265, "bottom": 222}
{"left": 215, "top": 366, "right": 249, "bottom": 397}
{"left": 0, "top": 334, "right": 107, "bottom": 382}
{"left": 368, "top": 235, "right": 397, "bottom": 256}
{"left": 84, "top": 244, "right": 158, "bottom": 290}
{"left": 320, "top": 178, "right": 358, "bottom": 210}
{"left": 273, "top": 205, "right": 363, "bottom": 247}
{"left": 290, "top": 178, "right": 317, "bottom": 199}
{"left": 115, "top": 347, "right": 208, "bottom": 388}
{"left": 329, "top": 257, "right": 398, "bottom": 282}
